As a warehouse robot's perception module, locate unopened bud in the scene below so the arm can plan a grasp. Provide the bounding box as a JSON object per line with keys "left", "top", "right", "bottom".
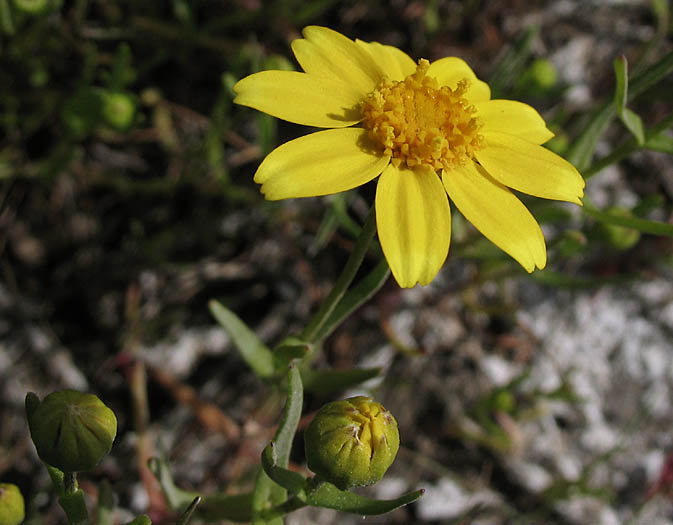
{"left": 0, "top": 483, "right": 25, "bottom": 525}
{"left": 102, "top": 91, "right": 136, "bottom": 132}
{"left": 304, "top": 396, "right": 399, "bottom": 490}
{"left": 601, "top": 207, "right": 640, "bottom": 250}
{"left": 27, "top": 390, "right": 117, "bottom": 473}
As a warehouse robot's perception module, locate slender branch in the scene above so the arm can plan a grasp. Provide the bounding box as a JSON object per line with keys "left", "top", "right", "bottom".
{"left": 583, "top": 110, "right": 673, "bottom": 179}
{"left": 300, "top": 207, "right": 377, "bottom": 343}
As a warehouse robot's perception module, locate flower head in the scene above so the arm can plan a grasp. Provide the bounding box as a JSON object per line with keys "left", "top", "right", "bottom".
{"left": 27, "top": 390, "right": 117, "bottom": 473}
{"left": 304, "top": 396, "right": 399, "bottom": 489}
{"left": 234, "top": 26, "right": 585, "bottom": 287}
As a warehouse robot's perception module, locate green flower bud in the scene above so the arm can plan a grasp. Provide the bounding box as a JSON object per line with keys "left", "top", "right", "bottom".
{"left": 27, "top": 390, "right": 117, "bottom": 473}
{"left": 101, "top": 91, "right": 137, "bottom": 132}
{"left": 304, "top": 396, "right": 399, "bottom": 490}
{"left": 601, "top": 207, "right": 640, "bottom": 250}
{"left": 0, "top": 483, "right": 25, "bottom": 525}
{"left": 528, "top": 59, "right": 558, "bottom": 89}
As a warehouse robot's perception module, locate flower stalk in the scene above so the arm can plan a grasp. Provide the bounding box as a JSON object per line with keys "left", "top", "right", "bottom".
{"left": 300, "top": 206, "right": 377, "bottom": 343}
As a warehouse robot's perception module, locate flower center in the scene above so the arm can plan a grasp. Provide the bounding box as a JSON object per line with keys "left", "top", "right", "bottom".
{"left": 344, "top": 397, "right": 389, "bottom": 452}
{"left": 362, "top": 59, "right": 483, "bottom": 171}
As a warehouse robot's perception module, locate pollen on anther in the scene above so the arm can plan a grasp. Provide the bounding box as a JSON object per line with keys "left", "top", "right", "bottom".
{"left": 361, "top": 59, "right": 483, "bottom": 171}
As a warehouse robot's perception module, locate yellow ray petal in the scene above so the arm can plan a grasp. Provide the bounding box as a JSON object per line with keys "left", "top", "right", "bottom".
{"left": 375, "top": 164, "right": 451, "bottom": 287}
{"left": 355, "top": 39, "right": 416, "bottom": 81}
{"left": 291, "top": 26, "right": 384, "bottom": 95}
{"left": 254, "top": 128, "right": 390, "bottom": 200}
{"left": 443, "top": 162, "right": 546, "bottom": 272}
{"left": 427, "top": 57, "right": 491, "bottom": 103}
{"left": 476, "top": 131, "right": 585, "bottom": 204}
{"left": 476, "top": 100, "right": 555, "bottom": 144}
{"left": 233, "top": 71, "right": 363, "bottom": 128}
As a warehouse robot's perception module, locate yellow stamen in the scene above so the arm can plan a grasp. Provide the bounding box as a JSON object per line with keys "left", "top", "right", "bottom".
{"left": 362, "top": 59, "right": 483, "bottom": 171}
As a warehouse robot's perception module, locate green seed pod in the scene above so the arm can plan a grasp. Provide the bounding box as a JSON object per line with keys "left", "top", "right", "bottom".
{"left": 27, "top": 390, "right": 117, "bottom": 473}
{"left": 0, "top": 483, "right": 25, "bottom": 525}
{"left": 304, "top": 396, "right": 399, "bottom": 490}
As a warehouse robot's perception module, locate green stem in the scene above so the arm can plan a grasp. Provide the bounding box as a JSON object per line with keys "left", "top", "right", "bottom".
{"left": 64, "top": 472, "right": 77, "bottom": 495}
{"left": 567, "top": 47, "right": 673, "bottom": 170}
{"left": 300, "top": 207, "right": 377, "bottom": 343}
{"left": 259, "top": 495, "right": 308, "bottom": 521}
{"left": 583, "top": 110, "right": 673, "bottom": 179}
{"left": 58, "top": 473, "right": 88, "bottom": 525}
{"left": 313, "top": 258, "right": 390, "bottom": 343}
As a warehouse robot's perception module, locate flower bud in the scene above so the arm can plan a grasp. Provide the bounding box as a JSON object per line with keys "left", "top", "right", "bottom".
{"left": 600, "top": 206, "right": 640, "bottom": 250}
{"left": 27, "top": 390, "right": 117, "bottom": 473}
{"left": 0, "top": 483, "right": 25, "bottom": 525}
{"left": 528, "top": 59, "right": 558, "bottom": 90}
{"left": 102, "top": 91, "right": 137, "bottom": 132}
{"left": 304, "top": 396, "right": 399, "bottom": 490}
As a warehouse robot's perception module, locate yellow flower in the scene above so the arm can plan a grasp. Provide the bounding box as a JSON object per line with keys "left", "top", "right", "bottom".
{"left": 234, "top": 26, "right": 585, "bottom": 288}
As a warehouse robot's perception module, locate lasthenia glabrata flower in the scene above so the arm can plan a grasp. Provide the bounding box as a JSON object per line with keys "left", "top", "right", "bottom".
{"left": 234, "top": 26, "right": 585, "bottom": 287}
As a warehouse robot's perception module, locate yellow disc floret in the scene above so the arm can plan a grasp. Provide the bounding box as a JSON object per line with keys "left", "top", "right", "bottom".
{"left": 362, "top": 59, "right": 483, "bottom": 171}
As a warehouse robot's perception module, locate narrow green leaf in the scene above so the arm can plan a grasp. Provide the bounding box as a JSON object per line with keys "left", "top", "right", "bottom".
{"left": 257, "top": 113, "right": 277, "bottom": 156}
{"left": 300, "top": 207, "right": 377, "bottom": 343}
{"left": 149, "top": 456, "right": 254, "bottom": 522}
{"left": 645, "top": 132, "right": 673, "bottom": 153}
{"left": 147, "top": 457, "right": 200, "bottom": 510}
{"left": 302, "top": 368, "right": 381, "bottom": 395}
{"left": 621, "top": 108, "right": 645, "bottom": 144}
{"left": 613, "top": 56, "right": 645, "bottom": 144}
{"left": 330, "top": 193, "right": 362, "bottom": 238}
{"left": 568, "top": 48, "right": 673, "bottom": 170}
{"left": 565, "top": 104, "right": 614, "bottom": 171}
{"left": 272, "top": 336, "right": 311, "bottom": 371}
{"left": 252, "top": 469, "right": 284, "bottom": 525}
{"left": 195, "top": 493, "right": 253, "bottom": 523}
{"left": 583, "top": 110, "right": 673, "bottom": 179}
{"left": 273, "top": 365, "right": 303, "bottom": 467}
{"left": 124, "top": 516, "right": 152, "bottom": 525}
{"left": 108, "top": 43, "right": 135, "bottom": 91}
{"left": 58, "top": 489, "right": 89, "bottom": 524}
{"left": 252, "top": 365, "right": 304, "bottom": 523}
{"left": 209, "top": 299, "right": 274, "bottom": 378}
{"left": 310, "top": 194, "right": 361, "bottom": 256}
{"left": 0, "top": 0, "right": 14, "bottom": 35}
{"left": 314, "top": 259, "right": 390, "bottom": 343}
{"left": 652, "top": 0, "right": 669, "bottom": 33}
{"left": 487, "top": 26, "right": 538, "bottom": 97}
{"left": 583, "top": 205, "right": 673, "bottom": 236}
{"left": 176, "top": 496, "right": 201, "bottom": 525}
{"left": 613, "top": 55, "right": 629, "bottom": 112}
{"left": 261, "top": 443, "right": 307, "bottom": 494}
{"left": 310, "top": 203, "right": 340, "bottom": 256}
{"left": 306, "top": 480, "right": 424, "bottom": 515}
{"left": 633, "top": 193, "right": 665, "bottom": 216}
